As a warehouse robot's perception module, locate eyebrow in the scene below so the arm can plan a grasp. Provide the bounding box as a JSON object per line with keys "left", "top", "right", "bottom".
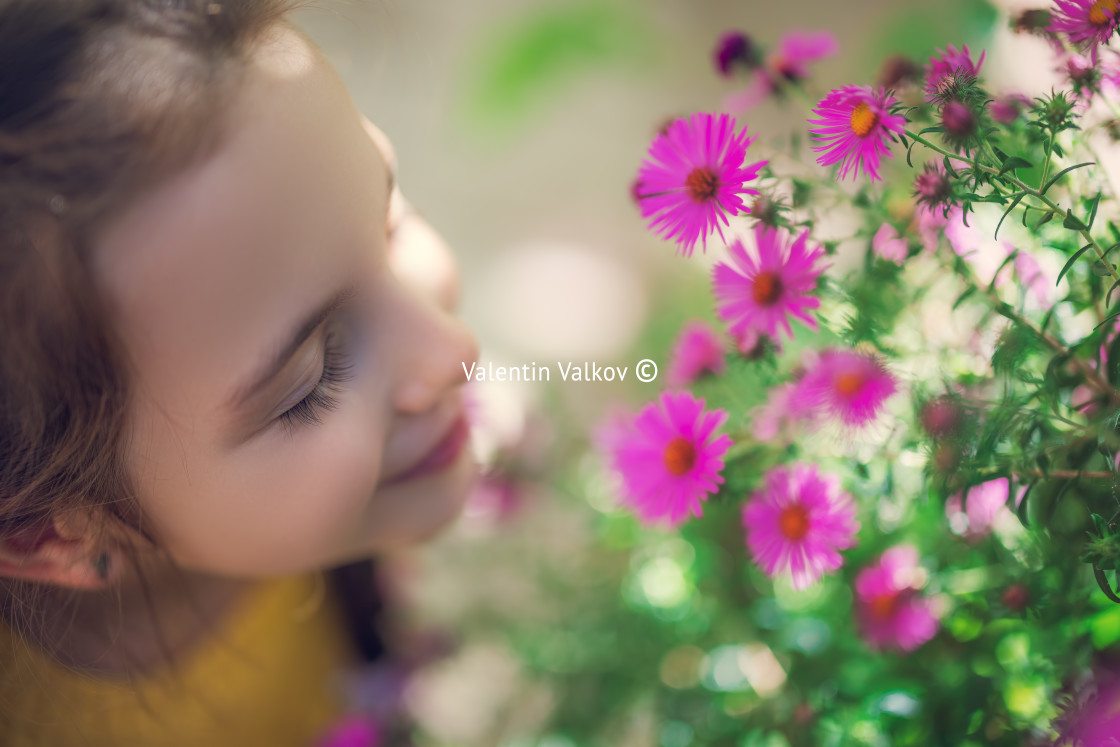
{"left": 227, "top": 282, "right": 359, "bottom": 413}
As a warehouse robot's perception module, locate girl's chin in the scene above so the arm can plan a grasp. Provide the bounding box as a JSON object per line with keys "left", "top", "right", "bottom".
{"left": 362, "top": 455, "right": 480, "bottom": 550}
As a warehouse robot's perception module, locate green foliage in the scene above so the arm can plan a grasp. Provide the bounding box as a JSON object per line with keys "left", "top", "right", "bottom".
{"left": 461, "top": 1, "right": 652, "bottom": 135}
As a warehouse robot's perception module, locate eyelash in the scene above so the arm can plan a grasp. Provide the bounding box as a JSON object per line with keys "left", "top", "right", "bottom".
{"left": 277, "top": 326, "right": 355, "bottom": 434}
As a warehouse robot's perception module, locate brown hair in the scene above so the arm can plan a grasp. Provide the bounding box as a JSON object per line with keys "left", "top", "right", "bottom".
{"left": 0, "top": 0, "right": 328, "bottom": 661}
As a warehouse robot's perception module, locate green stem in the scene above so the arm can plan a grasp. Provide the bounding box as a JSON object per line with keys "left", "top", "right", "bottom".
{"left": 1040, "top": 130, "right": 1055, "bottom": 191}
{"left": 931, "top": 225, "right": 1120, "bottom": 405}
{"left": 905, "top": 128, "right": 1120, "bottom": 287}
{"left": 1023, "top": 468, "right": 1113, "bottom": 479}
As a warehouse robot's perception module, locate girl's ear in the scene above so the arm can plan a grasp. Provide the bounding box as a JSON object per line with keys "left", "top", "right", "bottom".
{"left": 0, "top": 515, "right": 116, "bottom": 590}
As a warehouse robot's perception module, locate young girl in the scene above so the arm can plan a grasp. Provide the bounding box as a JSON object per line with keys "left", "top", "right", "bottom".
{"left": 0, "top": 0, "right": 479, "bottom": 744}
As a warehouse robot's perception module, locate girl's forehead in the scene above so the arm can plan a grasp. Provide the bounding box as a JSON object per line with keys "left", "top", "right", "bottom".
{"left": 90, "top": 26, "right": 389, "bottom": 435}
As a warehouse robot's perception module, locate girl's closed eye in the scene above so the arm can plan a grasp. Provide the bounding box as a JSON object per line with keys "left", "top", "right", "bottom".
{"left": 276, "top": 323, "right": 356, "bottom": 434}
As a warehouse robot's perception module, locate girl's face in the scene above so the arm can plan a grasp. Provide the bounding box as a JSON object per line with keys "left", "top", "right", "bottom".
{"left": 91, "top": 27, "right": 479, "bottom": 576}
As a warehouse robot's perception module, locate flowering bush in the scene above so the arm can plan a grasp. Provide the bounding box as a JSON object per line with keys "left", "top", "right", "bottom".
{"left": 588, "top": 4, "right": 1120, "bottom": 744}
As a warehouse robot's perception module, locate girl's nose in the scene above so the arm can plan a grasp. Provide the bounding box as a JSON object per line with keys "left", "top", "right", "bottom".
{"left": 388, "top": 278, "right": 479, "bottom": 415}
{"left": 387, "top": 206, "right": 461, "bottom": 314}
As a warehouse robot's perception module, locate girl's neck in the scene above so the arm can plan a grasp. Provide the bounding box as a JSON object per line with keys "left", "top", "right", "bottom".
{"left": 35, "top": 563, "right": 257, "bottom": 680}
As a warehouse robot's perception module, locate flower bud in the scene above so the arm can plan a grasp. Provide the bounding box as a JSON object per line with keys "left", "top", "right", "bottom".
{"left": 990, "top": 93, "right": 1029, "bottom": 124}
{"left": 749, "top": 193, "right": 783, "bottom": 228}
{"left": 713, "top": 31, "right": 759, "bottom": 77}
{"left": 735, "top": 328, "right": 779, "bottom": 360}
{"left": 1035, "top": 92, "right": 1076, "bottom": 131}
{"left": 1002, "top": 583, "right": 1030, "bottom": 611}
{"left": 793, "top": 702, "right": 815, "bottom": 725}
{"left": 941, "top": 100, "right": 977, "bottom": 140}
{"left": 920, "top": 395, "right": 962, "bottom": 439}
{"left": 913, "top": 162, "right": 953, "bottom": 210}
{"left": 876, "top": 54, "right": 922, "bottom": 91}
{"left": 1012, "top": 9, "right": 1052, "bottom": 36}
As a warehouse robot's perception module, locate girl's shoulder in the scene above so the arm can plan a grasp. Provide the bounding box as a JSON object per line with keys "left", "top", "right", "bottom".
{"left": 0, "top": 573, "right": 356, "bottom": 747}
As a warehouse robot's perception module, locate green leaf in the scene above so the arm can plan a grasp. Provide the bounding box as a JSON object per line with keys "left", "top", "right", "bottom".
{"left": 953, "top": 286, "right": 977, "bottom": 310}
{"left": 1093, "top": 260, "right": 1118, "bottom": 277}
{"left": 1041, "top": 161, "right": 1095, "bottom": 195}
{"left": 944, "top": 155, "right": 959, "bottom": 178}
{"left": 1016, "top": 483, "right": 1032, "bottom": 527}
{"left": 1107, "top": 277, "right": 1120, "bottom": 307}
{"left": 1056, "top": 243, "right": 1095, "bottom": 286}
{"left": 1095, "top": 566, "right": 1120, "bottom": 604}
{"left": 989, "top": 250, "right": 1019, "bottom": 291}
{"left": 1094, "top": 308, "right": 1120, "bottom": 331}
{"left": 995, "top": 192, "right": 1028, "bottom": 240}
{"left": 975, "top": 193, "right": 1009, "bottom": 204}
{"left": 1089, "top": 191, "right": 1103, "bottom": 229}
{"left": 998, "top": 155, "right": 1034, "bottom": 176}
{"left": 1064, "top": 209, "right": 1089, "bottom": 231}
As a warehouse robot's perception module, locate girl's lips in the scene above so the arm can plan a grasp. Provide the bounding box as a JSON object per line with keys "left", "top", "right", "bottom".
{"left": 384, "top": 415, "right": 471, "bottom": 485}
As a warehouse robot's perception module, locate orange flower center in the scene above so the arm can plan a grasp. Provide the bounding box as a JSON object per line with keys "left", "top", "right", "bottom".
{"left": 778, "top": 504, "right": 811, "bottom": 541}
{"left": 834, "top": 372, "right": 864, "bottom": 397}
{"left": 685, "top": 167, "right": 720, "bottom": 202}
{"left": 752, "top": 271, "right": 784, "bottom": 306}
{"left": 663, "top": 437, "right": 697, "bottom": 476}
{"left": 868, "top": 592, "right": 899, "bottom": 621}
{"left": 850, "top": 102, "right": 878, "bottom": 137}
{"left": 1090, "top": 0, "right": 1118, "bottom": 26}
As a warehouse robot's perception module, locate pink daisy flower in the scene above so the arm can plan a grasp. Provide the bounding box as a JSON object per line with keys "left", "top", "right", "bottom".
{"left": 1049, "top": 0, "right": 1120, "bottom": 49}
{"left": 636, "top": 112, "right": 767, "bottom": 256}
{"left": 797, "top": 348, "right": 898, "bottom": 428}
{"left": 854, "top": 545, "right": 940, "bottom": 652}
{"left": 725, "top": 31, "right": 839, "bottom": 112}
{"left": 924, "top": 44, "right": 986, "bottom": 102}
{"left": 601, "top": 391, "right": 732, "bottom": 527}
{"left": 808, "top": 85, "right": 907, "bottom": 182}
{"left": 871, "top": 223, "right": 908, "bottom": 264}
{"left": 945, "top": 477, "right": 1012, "bottom": 539}
{"left": 711, "top": 224, "right": 827, "bottom": 342}
{"left": 742, "top": 462, "right": 860, "bottom": 590}
{"left": 1057, "top": 676, "right": 1120, "bottom": 745}
{"left": 666, "top": 320, "right": 727, "bottom": 387}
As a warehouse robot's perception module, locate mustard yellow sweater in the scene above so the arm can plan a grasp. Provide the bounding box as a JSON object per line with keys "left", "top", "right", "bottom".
{"left": 0, "top": 574, "right": 356, "bottom": 747}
